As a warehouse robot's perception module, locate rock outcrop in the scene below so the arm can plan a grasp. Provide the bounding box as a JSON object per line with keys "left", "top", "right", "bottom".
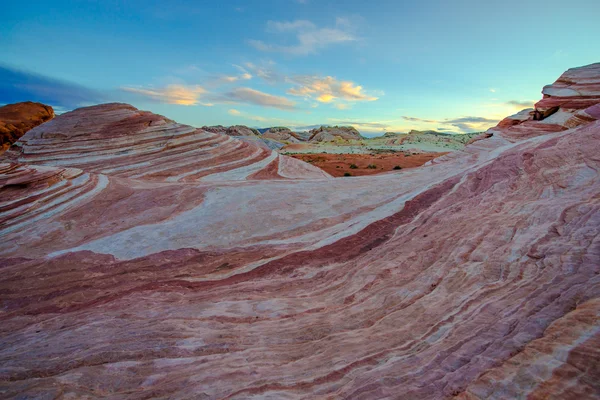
{"left": 4, "top": 103, "right": 330, "bottom": 182}
{"left": 1, "top": 63, "right": 599, "bottom": 399}
{"left": 203, "top": 124, "right": 260, "bottom": 137}
{"left": 0, "top": 102, "right": 54, "bottom": 154}
{"left": 262, "top": 127, "right": 303, "bottom": 143}
{"left": 308, "top": 125, "right": 363, "bottom": 142}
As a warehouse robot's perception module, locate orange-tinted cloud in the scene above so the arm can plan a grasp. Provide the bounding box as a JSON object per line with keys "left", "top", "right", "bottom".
{"left": 122, "top": 84, "right": 207, "bottom": 105}
{"left": 288, "top": 75, "right": 378, "bottom": 106}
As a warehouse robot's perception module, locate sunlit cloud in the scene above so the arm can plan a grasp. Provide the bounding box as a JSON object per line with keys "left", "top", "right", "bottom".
{"left": 249, "top": 18, "right": 357, "bottom": 56}
{"left": 121, "top": 84, "right": 207, "bottom": 105}
{"left": 217, "top": 87, "right": 296, "bottom": 110}
{"left": 401, "top": 115, "right": 500, "bottom": 133}
{"left": 317, "top": 94, "right": 335, "bottom": 103}
{"left": 335, "top": 103, "right": 350, "bottom": 110}
{"left": 287, "top": 75, "right": 378, "bottom": 108}
{"left": 489, "top": 88, "right": 496, "bottom": 93}
{"left": 228, "top": 108, "right": 241, "bottom": 115}
{"left": 327, "top": 118, "right": 396, "bottom": 133}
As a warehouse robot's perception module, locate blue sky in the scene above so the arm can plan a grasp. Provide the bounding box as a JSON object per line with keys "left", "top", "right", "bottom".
{"left": 1, "top": 0, "right": 599, "bottom": 135}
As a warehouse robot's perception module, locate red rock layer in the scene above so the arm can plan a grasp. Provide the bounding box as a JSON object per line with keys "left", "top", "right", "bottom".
{"left": 0, "top": 63, "right": 599, "bottom": 399}
{"left": 536, "top": 62, "right": 600, "bottom": 112}
{"left": 0, "top": 102, "right": 54, "bottom": 154}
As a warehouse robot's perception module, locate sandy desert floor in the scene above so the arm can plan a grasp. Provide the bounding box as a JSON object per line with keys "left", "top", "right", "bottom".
{"left": 290, "top": 151, "right": 448, "bottom": 176}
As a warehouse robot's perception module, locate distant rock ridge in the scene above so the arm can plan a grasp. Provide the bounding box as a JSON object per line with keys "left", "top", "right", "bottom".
{"left": 201, "top": 125, "right": 260, "bottom": 137}
{"left": 0, "top": 101, "right": 54, "bottom": 154}
{"left": 262, "top": 127, "right": 303, "bottom": 143}
{"left": 308, "top": 125, "right": 363, "bottom": 142}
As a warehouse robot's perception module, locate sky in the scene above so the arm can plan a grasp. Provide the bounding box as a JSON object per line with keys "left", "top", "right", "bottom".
{"left": 1, "top": 0, "right": 599, "bottom": 136}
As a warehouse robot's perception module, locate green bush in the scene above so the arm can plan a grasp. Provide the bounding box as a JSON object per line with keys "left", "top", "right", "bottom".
{"left": 367, "top": 164, "right": 377, "bottom": 169}
{"left": 349, "top": 164, "right": 358, "bottom": 169}
{"left": 393, "top": 165, "right": 402, "bottom": 170}
{"left": 344, "top": 172, "right": 352, "bottom": 176}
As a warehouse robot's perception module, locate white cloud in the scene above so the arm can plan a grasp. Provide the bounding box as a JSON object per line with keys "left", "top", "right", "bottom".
{"left": 249, "top": 18, "right": 357, "bottom": 56}
{"left": 218, "top": 87, "right": 296, "bottom": 110}
{"left": 228, "top": 109, "right": 241, "bottom": 115}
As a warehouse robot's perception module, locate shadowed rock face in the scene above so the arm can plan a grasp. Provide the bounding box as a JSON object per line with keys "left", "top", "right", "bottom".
{"left": 0, "top": 102, "right": 54, "bottom": 154}
{"left": 0, "top": 63, "right": 599, "bottom": 399}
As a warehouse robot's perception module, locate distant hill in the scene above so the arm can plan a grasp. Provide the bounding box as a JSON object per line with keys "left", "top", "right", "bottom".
{"left": 308, "top": 126, "right": 363, "bottom": 142}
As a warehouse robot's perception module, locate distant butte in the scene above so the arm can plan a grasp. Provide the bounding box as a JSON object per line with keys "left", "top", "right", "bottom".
{"left": 0, "top": 63, "right": 599, "bottom": 399}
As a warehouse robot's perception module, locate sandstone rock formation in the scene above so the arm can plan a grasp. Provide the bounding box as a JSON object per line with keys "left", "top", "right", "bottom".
{"left": 202, "top": 124, "right": 260, "bottom": 137}
{"left": 309, "top": 125, "right": 363, "bottom": 142}
{"left": 4, "top": 103, "right": 330, "bottom": 182}
{"left": 262, "top": 126, "right": 304, "bottom": 143}
{"left": 0, "top": 63, "right": 599, "bottom": 399}
{"left": 0, "top": 101, "right": 54, "bottom": 154}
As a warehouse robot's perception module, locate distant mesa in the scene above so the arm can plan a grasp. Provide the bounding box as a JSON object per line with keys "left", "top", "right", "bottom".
{"left": 0, "top": 101, "right": 54, "bottom": 154}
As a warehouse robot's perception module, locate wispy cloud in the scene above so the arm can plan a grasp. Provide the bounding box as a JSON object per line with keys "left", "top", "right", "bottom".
{"left": 327, "top": 118, "right": 394, "bottom": 132}
{"left": 217, "top": 87, "right": 296, "bottom": 110}
{"left": 443, "top": 116, "right": 499, "bottom": 132}
{"left": 228, "top": 108, "right": 241, "bottom": 115}
{"left": 243, "top": 62, "right": 285, "bottom": 85}
{"left": 0, "top": 64, "right": 104, "bottom": 109}
{"left": 505, "top": 100, "right": 535, "bottom": 109}
{"left": 334, "top": 103, "right": 351, "bottom": 110}
{"left": 121, "top": 84, "right": 207, "bottom": 105}
{"left": 249, "top": 18, "right": 357, "bottom": 56}
{"left": 401, "top": 115, "right": 500, "bottom": 133}
{"left": 217, "top": 72, "right": 252, "bottom": 84}
{"left": 402, "top": 116, "right": 437, "bottom": 123}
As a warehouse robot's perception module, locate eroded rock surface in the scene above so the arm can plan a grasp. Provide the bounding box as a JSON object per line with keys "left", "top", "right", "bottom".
{"left": 309, "top": 125, "right": 363, "bottom": 142}
{"left": 0, "top": 64, "right": 599, "bottom": 399}
{"left": 4, "top": 103, "right": 330, "bottom": 182}
{"left": 0, "top": 102, "right": 54, "bottom": 154}
{"left": 262, "top": 127, "right": 304, "bottom": 143}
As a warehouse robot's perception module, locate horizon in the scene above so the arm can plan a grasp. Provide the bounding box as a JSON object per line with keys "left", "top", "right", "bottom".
{"left": 2, "top": 0, "right": 599, "bottom": 136}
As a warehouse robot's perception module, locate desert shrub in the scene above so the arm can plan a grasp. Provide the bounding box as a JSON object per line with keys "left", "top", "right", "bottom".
{"left": 349, "top": 164, "right": 358, "bottom": 169}
{"left": 393, "top": 165, "right": 402, "bottom": 170}
{"left": 367, "top": 164, "right": 377, "bottom": 169}
{"left": 344, "top": 172, "right": 352, "bottom": 176}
